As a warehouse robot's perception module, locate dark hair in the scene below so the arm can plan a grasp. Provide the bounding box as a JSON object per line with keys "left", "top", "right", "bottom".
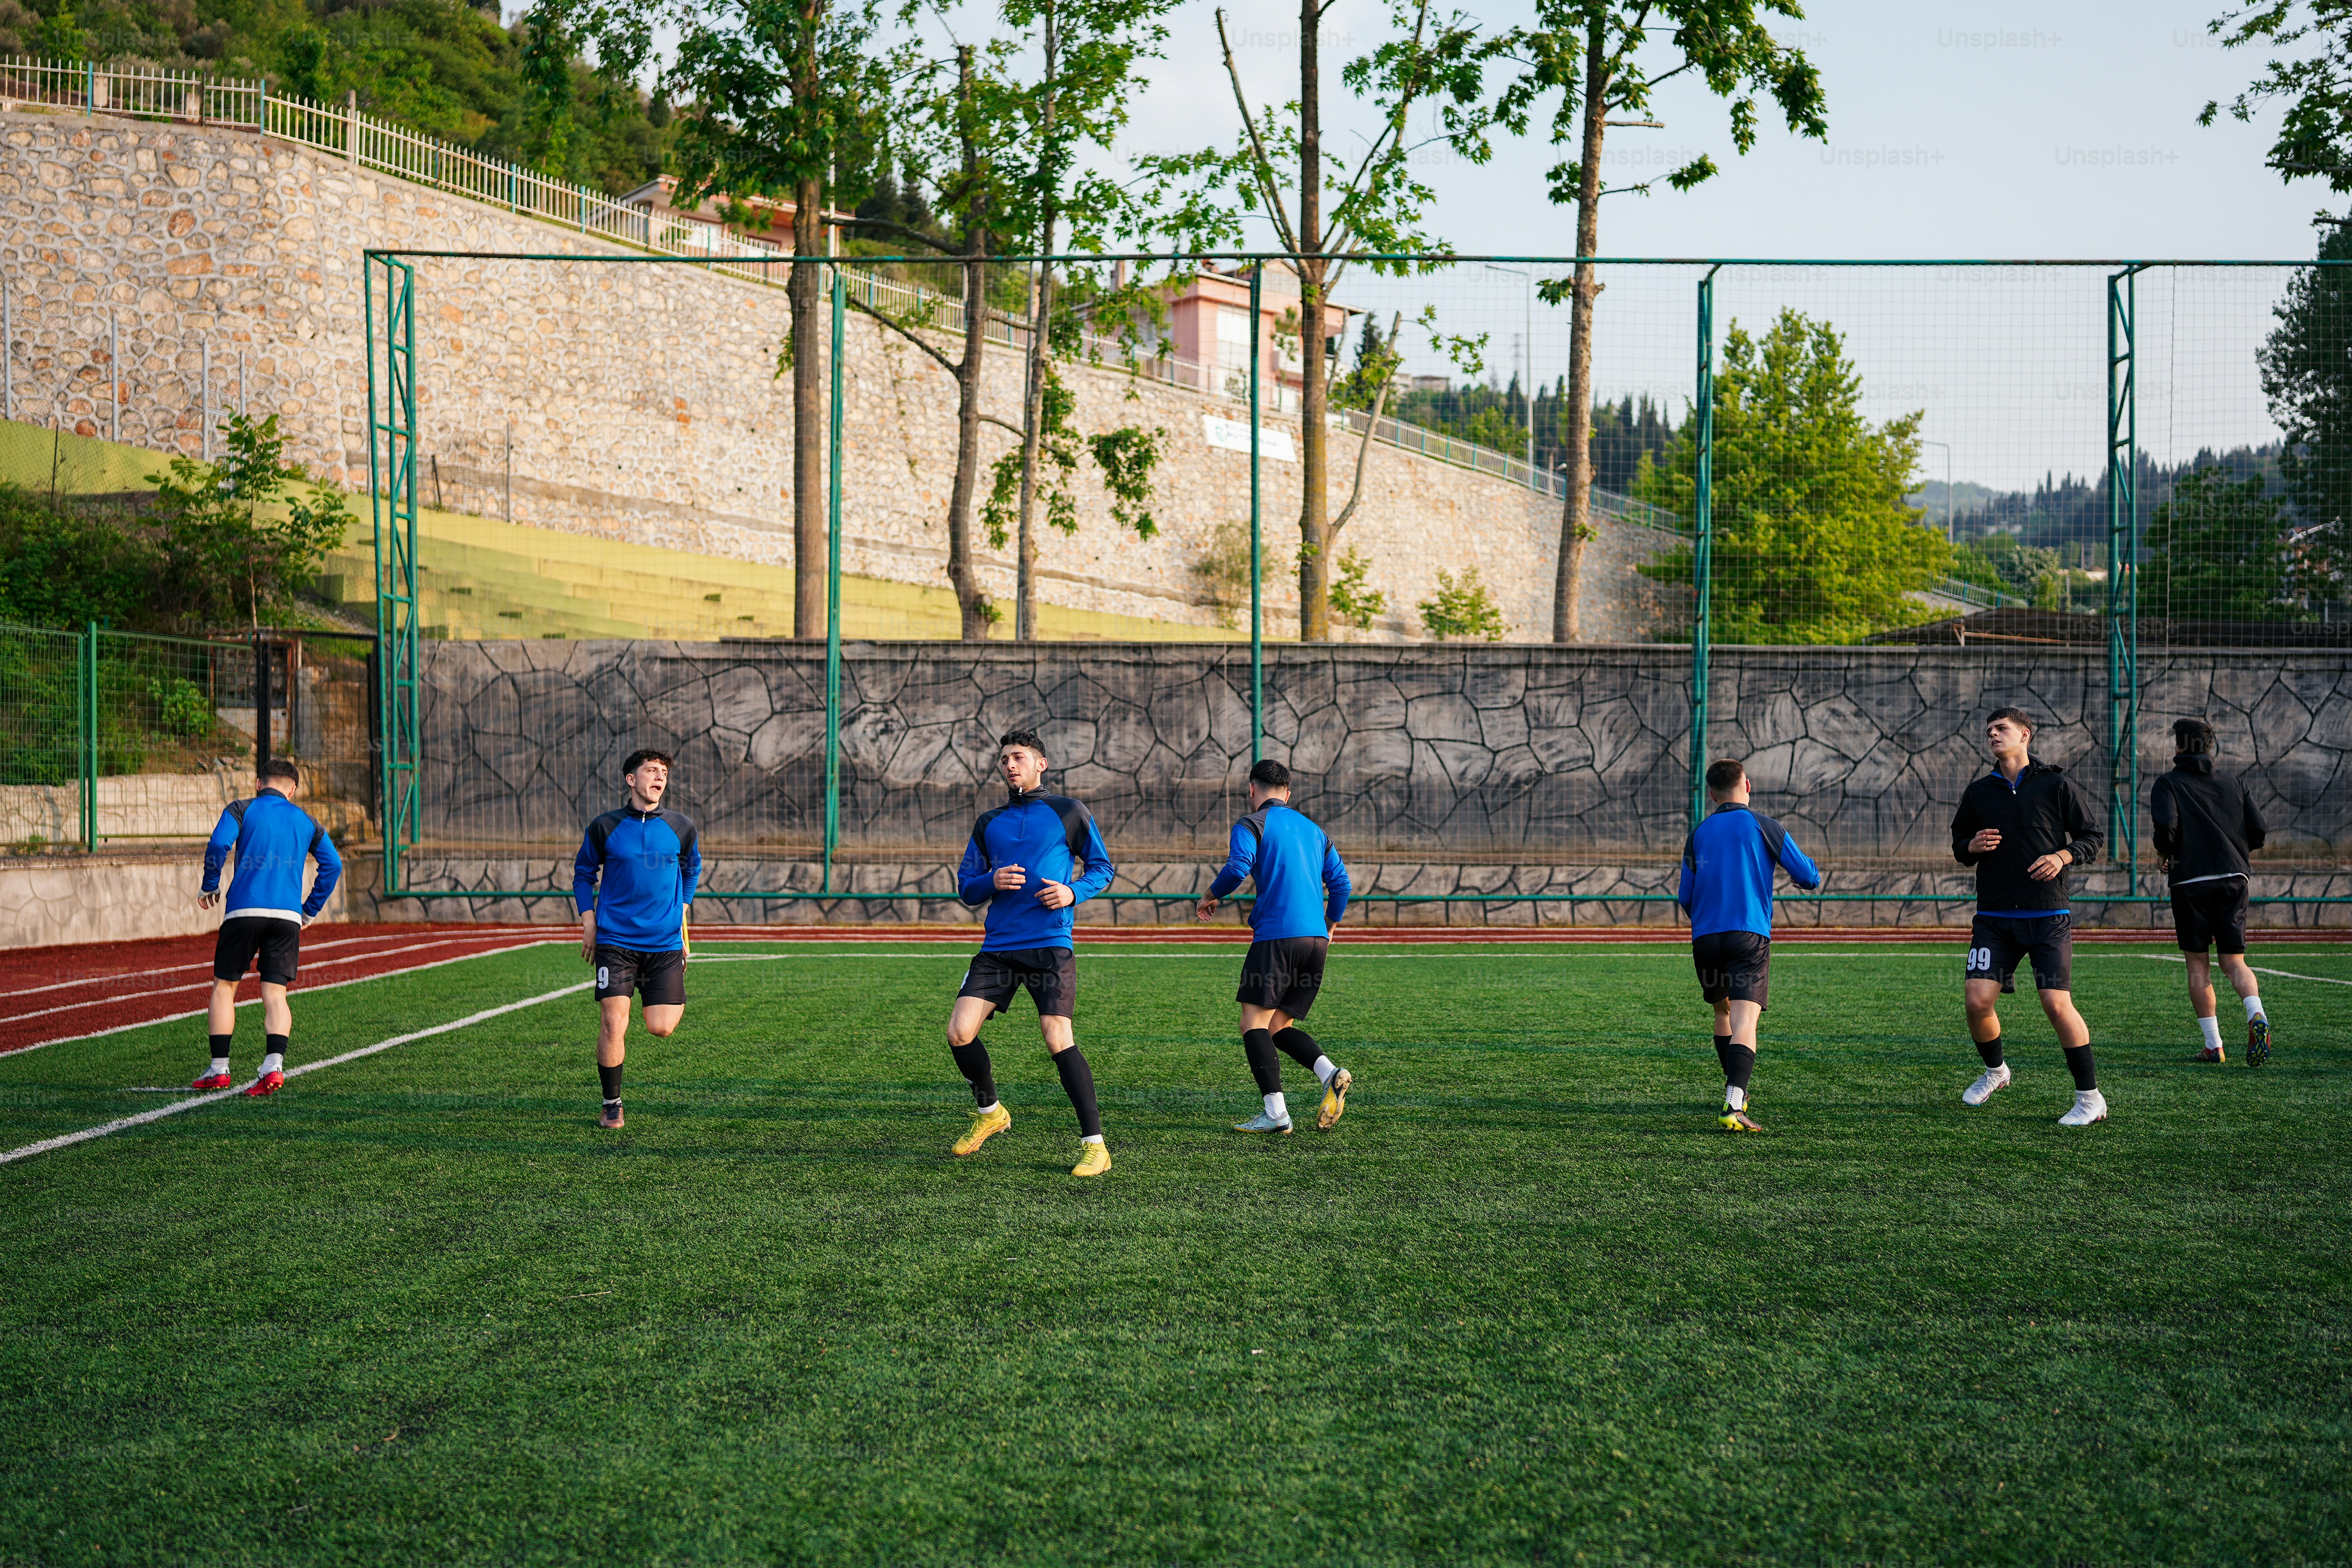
{"left": 998, "top": 729, "right": 1047, "bottom": 757}
{"left": 258, "top": 757, "right": 300, "bottom": 786}
{"left": 2174, "top": 718, "right": 2216, "bottom": 755}
{"left": 1986, "top": 706, "right": 2035, "bottom": 736}
{"left": 1704, "top": 758, "right": 1745, "bottom": 796}
{"left": 623, "top": 748, "right": 674, "bottom": 777}
{"left": 1248, "top": 758, "right": 1292, "bottom": 789}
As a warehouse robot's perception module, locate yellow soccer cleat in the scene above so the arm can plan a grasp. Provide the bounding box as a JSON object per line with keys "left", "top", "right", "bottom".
{"left": 1316, "top": 1067, "right": 1353, "bottom": 1131}
{"left": 952, "top": 1103, "right": 1012, "bottom": 1157}
{"left": 1070, "top": 1140, "right": 1112, "bottom": 1178}
{"left": 1719, "top": 1106, "right": 1764, "bottom": 1133}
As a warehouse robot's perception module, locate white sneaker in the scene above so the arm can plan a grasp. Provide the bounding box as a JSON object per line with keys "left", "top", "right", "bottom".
{"left": 1962, "top": 1064, "right": 2012, "bottom": 1106}
{"left": 2058, "top": 1089, "right": 2109, "bottom": 1127}
{"left": 1231, "top": 1112, "right": 1293, "bottom": 1134}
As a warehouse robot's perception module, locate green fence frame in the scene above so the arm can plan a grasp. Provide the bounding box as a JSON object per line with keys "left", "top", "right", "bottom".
{"left": 359, "top": 249, "right": 2352, "bottom": 915}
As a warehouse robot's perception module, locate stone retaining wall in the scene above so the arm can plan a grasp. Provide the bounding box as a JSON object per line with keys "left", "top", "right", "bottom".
{"left": 420, "top": 639, "right": 2352, "bottom": 870}
{"left": 0, "top": 107, "right": 1678, "bottom": 642}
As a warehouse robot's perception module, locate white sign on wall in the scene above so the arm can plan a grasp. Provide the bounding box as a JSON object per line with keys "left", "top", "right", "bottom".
{"left": 1202, "top": 415, "right": 1297, "bottom": 463}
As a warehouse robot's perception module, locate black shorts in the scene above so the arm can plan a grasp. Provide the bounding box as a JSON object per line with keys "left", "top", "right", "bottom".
{"left": 1966, "top": 914, "right": 2073, "bottom": 993}
{"left": 593, "top": 945, "right": 686, "bottom": 1006}
{"left": 213, "top": 916, "right": 301, "bottom": 986}
{"left": 1236, "top": 936, "right": 1329, "bottom": 1016}
{"left": 1692, "top": 930, "right": 1771, "bottom": 1007}
{"left": 2171, "top": 878, "right": 2251, "bottom": 954}
{"left": 959, "top": 947, "right": 1077, "bottom": 1019}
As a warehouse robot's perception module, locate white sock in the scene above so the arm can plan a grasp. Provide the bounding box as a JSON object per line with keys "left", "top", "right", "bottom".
{"left": 1264, "top": 1092, "right": 1288, "bottom": 1122}
{"left": 209, "top": 1056, "right": 230, "bottom": 1077}
{"left": 1724, "top": 1084, "right": 1746, "bottom": 1112}
{"left": 1080, "top": 1133, "right": 1105, "bottom": 1145}
{"left": 2245, "top": 994, "right": 2266, "bottom": 1021}
{"left": 1312, "top": 1056, "right": 1337, "bottom": 1084}
{"left": 976, "top": 1101, "right": 1001, "bottom": 1116}
{"left": 259, "top": 1051, "right": 284, "bottom": 1075}
{"left": 2197, "top": 1015, "right": 2223, "bottom": 1050}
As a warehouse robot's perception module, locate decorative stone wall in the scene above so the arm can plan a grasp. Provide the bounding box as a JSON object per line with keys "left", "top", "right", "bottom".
{"left": 420, "top": 639, "right": 2352, "bottom": 882}
{"left": 0, "top": 107, "right": 1679, "bottom": 643}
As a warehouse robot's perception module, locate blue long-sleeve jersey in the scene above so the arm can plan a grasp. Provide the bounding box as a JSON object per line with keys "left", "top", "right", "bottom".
{"left": 1676, "top": 802, "right": 1822, "bottom": 938}
{"left": 574, "top": 806, "right": 700, "bottom": 950}
{"left": 203, "top": 791, "right": 343, "bottom": 922}
{"left": 1208, "top": 800, "right": 1350, "bottom": 940}
{"left": 956, "top": 789, "right": 1115, "bottom": 951}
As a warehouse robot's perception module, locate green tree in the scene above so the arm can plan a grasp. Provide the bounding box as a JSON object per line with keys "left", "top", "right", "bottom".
{"left": 2143, "top": 466, "right": 2306, "bottom": 621}
{"left": 2200, "top": 1, "right": 2352, "bottom": 195}
{"left": 1419, "top": 567, "right": 1507, "bottom": 641}
{"left": 1492, "top": 0, "right": 1827, "bottom": 642}
{"left": 1635, "top": 309, "right": 1950, "bottom": 644}
{"left": 554, "top": 0, "right": 887, "bottom": 637}
{"left": 2258, "top": 223, "right": 2352, "bottom": 591}
{"left": 1328, "top": 547, "right": 1390, "bottom": 633}
{"left": 1135, "top": 0, "right": 1508, "bottom": 641}
{"left": 145, "top": 413, "right": 354, "bottom": 630}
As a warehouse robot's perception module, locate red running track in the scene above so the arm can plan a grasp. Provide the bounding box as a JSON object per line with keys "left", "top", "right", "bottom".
{"left": 0, "top": 924, "right": 556, "bottom": 1056}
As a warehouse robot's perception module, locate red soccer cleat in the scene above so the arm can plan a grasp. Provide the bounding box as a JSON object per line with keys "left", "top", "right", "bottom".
{"left": 245, "top": 1070, "right": 285, "bottom": 1097}
{"left": 191, "top": 1072, "right": 233, "bottom": 1091}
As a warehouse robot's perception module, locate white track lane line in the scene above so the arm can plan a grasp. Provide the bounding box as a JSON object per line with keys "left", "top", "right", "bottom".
{"left": 4, "top": 935, "right": 554, "bottom": 1023}
{"left": 0, "top": 940, "right": 564, "bottom": 1057}
{"left": 0, "top": 978, "right": 593, "bottom": 1166}
{"left": 0, "top": 928, "right": 553, "bottom": 1002}
{"left": 2143, "top": 954, "right": 2352, "bottom": 986}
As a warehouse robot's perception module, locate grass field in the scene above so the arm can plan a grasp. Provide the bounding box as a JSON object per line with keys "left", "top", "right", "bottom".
{"left": 3, "top": 936, "right": 2349, "bottom": 1566}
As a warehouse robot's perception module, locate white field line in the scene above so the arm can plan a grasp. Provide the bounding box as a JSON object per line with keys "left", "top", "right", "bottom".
{"left": 2143, "top": 954, "right": 2352, "bottom": 986}
{"left": 0, "top": 978, "right": 592, "bottom": 1166}
{"left": 4, "top": 935, "right": 554, "bottom": 1023}
{"left": 0, "top": 940, "right": 565, "bottom": 1057}
{"left": 0, "top": 928, "right": 549, "bottom": 1002}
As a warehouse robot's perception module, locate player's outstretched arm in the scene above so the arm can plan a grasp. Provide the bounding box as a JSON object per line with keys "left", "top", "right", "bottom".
{"left": 1200, "top": 820, "right": 1255, "bottom": 918}
{"left": 2059, "top": 777, "right": 2104, "bottom": 864}
{"left": 2243, "top": 786, "right": 2269, "bottom": 854}
{"left": 1066, "top": 814, "right": 1116, "bottom": 905}
{"left": 1951, "top": 798, "right": 1985, "bottom": 865}
{"left": 2150, "top": 775, "right": 2180, "bottom": 862}
{"left": 1323, "top": 838, "right": 1352, "bottom": 930}
{"left": 302, "top": 826, "right": 344, "bottom": 923}
{"left": 573, "top": 823, "right": 605, "bottom": 959}
{"left": 1779, "top": 832, "right": 1824, "bottom": 892}
{"left": 199, "top": 807, "right": 237, "bottom": 906}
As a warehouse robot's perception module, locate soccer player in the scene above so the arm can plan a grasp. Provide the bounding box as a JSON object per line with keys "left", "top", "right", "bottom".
{"left": 1675, "top": 758, "right": 1822, "bottom": 1132}
{"left": 574, "top": 748, "right": 700, "bottom": 1130}
{"left": 192, "top": 758, "right": 344, "bottom": 1096}
{"left": 1950, "top": 707, "right": 2108, "bottom": 1126}
{"left": 945, "top": 729, "right": 1117, "bottom": 1177}
{"left": 2152, "top": 718, "right": 2273, "bottom": 1066}
{"left": 1195, "top": 758, "right": 1355, "bottom": 1134}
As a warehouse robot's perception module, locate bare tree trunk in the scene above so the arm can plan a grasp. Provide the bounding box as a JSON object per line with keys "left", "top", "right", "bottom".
{"left": 1552, "top": 15, "right": 1609, "bottom": 644}
{"left": 1014, "top": 2, "right": 1060, "bottom": 642}
{"left": 944, "top": 48, "right": 994, "bottom": 641}
{"left": 1295, "top": 0, "right": 1331, "bottom": 642}
{"left": 790, "top": 175, "right": 825, "bottom": 640}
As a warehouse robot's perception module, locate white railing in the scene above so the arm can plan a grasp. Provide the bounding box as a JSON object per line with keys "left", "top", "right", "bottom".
{"left": 0, "top": 53, "right": 1651, "bottom": 511}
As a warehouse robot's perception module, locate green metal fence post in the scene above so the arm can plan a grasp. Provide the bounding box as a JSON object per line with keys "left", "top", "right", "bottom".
{"left": 81, "top": 621, "right": 98, "bottom": 852}
{"left": 823, "top": 263, "right": 845, "bottom": 896}
{"left": 367, "top": 254, "right": 421, "bottom": 892}
{"left": 1248, "top": 263, "right": 1263, "bottom": 764}
{"left": 2106, "top": 266, "right": 2143, "bottom": 884}
{"left": 1688, "top": 266, "right": 1720, "bottom": 835}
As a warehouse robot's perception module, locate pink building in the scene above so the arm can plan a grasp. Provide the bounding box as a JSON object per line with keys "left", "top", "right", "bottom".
{"left": 1158, "top": 262, "right": 1355, "bottom": 409}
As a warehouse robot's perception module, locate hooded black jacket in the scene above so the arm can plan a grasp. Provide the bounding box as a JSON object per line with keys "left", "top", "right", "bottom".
{"left": 1950, "top": 761, "right": 2105, "bottom": 915}
{"left": 2150, "top": 754, "right": 2267, "bottom": 885}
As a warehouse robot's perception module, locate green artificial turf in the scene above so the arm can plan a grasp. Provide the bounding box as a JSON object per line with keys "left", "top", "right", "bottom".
{"left": 2, "top": 938, "right": 2348, "bottom": 1566}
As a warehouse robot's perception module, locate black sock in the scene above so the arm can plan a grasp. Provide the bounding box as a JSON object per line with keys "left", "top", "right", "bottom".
{"left": 950, "top": 1041, "right": 997, "bottom": 1108}
{"left": 1242, "top": 1029, "right": 1282, "bottom": 1095}
{"left": 1712, "top": 1034, "right": 1734, "bottom": 1078}
{"left": 1052, "top": 1045, "right": 1103, "bottom": 1138}
{"left": 264, "top": 1033, "right": 289, "bottom": 1058}
{"left": 598, "top": 1062, "right": 623, "bottom": 1101}
{"left": 2062, "top": 1043, "right": 2097, "bottom": 1092}
{"left": 1271, "top": 1026, "right": 1320, "bottom": 1070}
{"left": 208, "top": 1032, "right": 232, "bottom": 1057}
{"left": 1724, "top": 1044, "right": 1756, "bottom": 1093}
{"left": 1976, "top": 1034, "right": 2005, "bottom": 1069}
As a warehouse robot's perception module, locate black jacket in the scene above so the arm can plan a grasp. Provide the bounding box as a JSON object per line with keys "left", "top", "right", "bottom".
{"left": 2150, "top": 754, "right": 2266, "bottom": 885}
{"left": 1950, "top": 761, "right": 2105, "bottom": 915}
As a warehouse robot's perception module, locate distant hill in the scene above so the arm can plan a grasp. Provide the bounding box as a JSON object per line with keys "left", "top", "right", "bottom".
{"left": 1944, "top": 445, "right": 2287, "bottom": 552}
